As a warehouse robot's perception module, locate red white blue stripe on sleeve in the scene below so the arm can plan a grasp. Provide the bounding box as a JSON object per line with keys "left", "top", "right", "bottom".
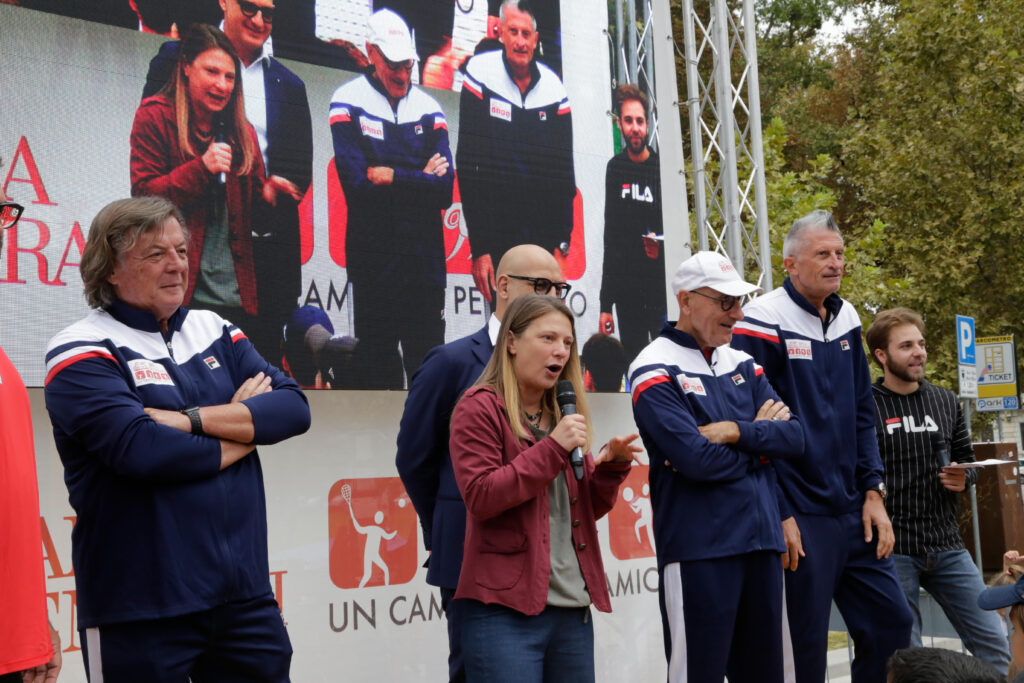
{"left": 733, "top": 321, "right": 779, "bottom": 344}
{"left": 434, "top": 115, "right": 448, "bottom": 130}
{"left": 329, "top": 104, "right": 351, "bottom": 125}
{"left": 557, "top": 98, "right": 571, "bottom": 115}
{"left": 44, "top": 345, "right": 117, "bottom": 385}
{"left": 630, "top": 368, "right": 672, "bottom": 404}
{"left": 463, "top": 75, "right": 483, "bottom": 99}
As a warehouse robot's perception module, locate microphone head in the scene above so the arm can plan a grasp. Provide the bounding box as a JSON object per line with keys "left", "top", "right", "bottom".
{"left": 556, "top": 380, "right": 577, "bottom": 408}
{"left": 930, "top": 430, "right": 945, "bottom": 449}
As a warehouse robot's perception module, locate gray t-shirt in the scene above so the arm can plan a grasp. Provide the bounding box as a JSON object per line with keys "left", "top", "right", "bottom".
{"left": 528, "top": 422, "right": 590, "bottom": 607}
{"left": 192, "top": 194, "right": 242, "bottom": 308}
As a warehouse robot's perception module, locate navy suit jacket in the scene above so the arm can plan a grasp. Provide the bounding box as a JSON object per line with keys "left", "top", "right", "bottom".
{"left": 142, "top": 41, "right": 313, "bottom": 302}
{"left": 395, "top": 325, "right": 493, "bottom": 589}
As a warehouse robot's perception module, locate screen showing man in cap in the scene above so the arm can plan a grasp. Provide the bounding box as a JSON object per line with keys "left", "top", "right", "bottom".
{"left": 627, "top": 251, "right": 804, "bottom": 682}
{"left": 329, "top": 8, "right": 454, "bottom": 389}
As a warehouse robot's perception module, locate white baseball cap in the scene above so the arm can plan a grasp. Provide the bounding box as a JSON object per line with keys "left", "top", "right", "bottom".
{"left": 367, "top": 9, "right": 418, "bottom": 63}
{"left": 671, "top": 251, "right": 761, "bottom": 297}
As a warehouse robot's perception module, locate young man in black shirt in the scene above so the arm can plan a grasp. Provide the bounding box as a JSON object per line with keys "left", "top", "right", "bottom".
{"left": 867, "top": 307, "right": 1010, "bottom": 673}
{"left": 598, "top": 84, "right": 665, "bottom": 365}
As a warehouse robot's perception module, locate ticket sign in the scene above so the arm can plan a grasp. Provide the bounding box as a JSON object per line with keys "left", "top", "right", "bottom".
{"left": 975, "top": 335, "right": 1019, "bottom": 412}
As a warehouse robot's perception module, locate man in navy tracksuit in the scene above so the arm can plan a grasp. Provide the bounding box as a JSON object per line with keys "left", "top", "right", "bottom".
{"left": 629, "top": 251, "right": 804, "bottom": 683}
{"left": 456, "top": 0, "right": 575, "bottom": 300}
{"left": 329, "top": 8, "right": 454, "bottom": 389}
{"left": 44, "top": 197, "right": 311, "bottom": 681}
{"left": 395, "top": 244, "right": 566, "bottom": 682}
{"left": 731, "top": 210, "right": 912, "bottom": 682}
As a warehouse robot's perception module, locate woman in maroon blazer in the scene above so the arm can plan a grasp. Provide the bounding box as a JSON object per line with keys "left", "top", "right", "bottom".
{"left": 130, "top": 24, "right": 298, "bottom": 328}
{"left": 449, "top": 294, "right": 642, "bottom": 682}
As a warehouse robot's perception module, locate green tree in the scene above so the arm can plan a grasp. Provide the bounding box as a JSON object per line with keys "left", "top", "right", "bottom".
{"left": 841, "top": 0, "right": 1024, "bottom": 390}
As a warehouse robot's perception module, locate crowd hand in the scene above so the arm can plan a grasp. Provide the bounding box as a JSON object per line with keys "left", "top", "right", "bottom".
{"left": 422, "top": 153, "right": 450, "bottom": 177}
{"left": 863, "top": 491, "right": 895, "bottom": 559}
{"left": 263, "top": 175, "right": 302, "bottom": 206}
{"left": 594, "top": 433, "right": 643, "bottom": 465}
{"left": 471, "top": 254, "right": 495, "bottom": 302}
{"left": 781, "top": 516, "right": 804, "bottom": 571}
{"left": 21, "top": 621, "right": 61, "bottom": 683}
{"left": 642, "top": 232, "right": 660, "bottom": 259}
{"left": 938, "top": 464, "right": 967, "bottom": 492}
{"left": 232, "top": 371, "right": 272, "bottom": 403}
{"left": 599, "top": 312, "right": 615, "bottom": 335}
{"left": 550, "top": 413, "right": 587, "bottom": 454}
{"left": 754, "top": 399, "right": 790, "bottom": 422}
{"left": 698, "top": 421, "right": 739, "bottom": 444}
{"left": 366, "top": 166, "right": 395, "bottom": 186}
{"left": 1003, "top": 550, "right": 1021, "bottom": 573}
{"left": 201, "top": 141, "right": 232, "bottom": 175}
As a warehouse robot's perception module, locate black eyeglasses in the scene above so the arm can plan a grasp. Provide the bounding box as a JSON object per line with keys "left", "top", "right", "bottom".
{"left": 382, "top": 55, "right": 415, "bottom": 73}
{"left": 508, "top": 275, "right": 572, "bottom": 299}
{"left": 690, "top": 289, "right": 741, "bottom": 311}
{"left": 237, "top": 0, "right": 274, "bottom": 22}
{"left": 1, "top": 201, "right": 24, "bottom": 230}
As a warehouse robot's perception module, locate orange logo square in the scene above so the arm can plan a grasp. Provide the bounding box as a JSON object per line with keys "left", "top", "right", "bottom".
{"left": 607, "top": 466, "right": 655, "bottom": 560}
{"left": 328, "top": 477, "right": 418, "bottom": 589}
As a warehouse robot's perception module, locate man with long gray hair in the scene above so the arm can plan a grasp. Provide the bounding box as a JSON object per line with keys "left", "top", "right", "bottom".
{"left": 731, "top": 210, "right": 912, "bottom": 682}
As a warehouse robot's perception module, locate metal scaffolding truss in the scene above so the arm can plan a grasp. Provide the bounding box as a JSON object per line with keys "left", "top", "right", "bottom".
{"left": 609, "top": 0, "right": 771, "bottom": 289}
{"left": 679, "top": 0, "right": 772, "bottom": 289}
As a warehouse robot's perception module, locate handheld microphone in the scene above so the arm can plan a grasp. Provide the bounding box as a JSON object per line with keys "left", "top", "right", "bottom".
{"left": 931, "top": 430, "right": 950, "bottom": 468}
{"left": 215, "top": 117, "right": 227, "bottom": 186}
{"left": 555, "top": 380, "right": 585, "bottom": 481}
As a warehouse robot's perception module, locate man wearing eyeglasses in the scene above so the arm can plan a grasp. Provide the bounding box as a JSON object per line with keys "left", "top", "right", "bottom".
{"left": 0, "top": 192, "right": 62, "bottom": 683}
{"left": 396, "top": 244, "right": 564, "bottom": 682}
{"left": 142, "top": 0, "right": 314, "bottom": 361}
{"left": 627, "top": 251, "right": 803, "bottom": 682}
{"left": 329, "top": 8, "right": 454, "bottom": 389}
{"left": 731, "top": 210, "right": 912, "bottom": 682}
{"left": 457, "top": 0, "right": 575, "bottom": 303}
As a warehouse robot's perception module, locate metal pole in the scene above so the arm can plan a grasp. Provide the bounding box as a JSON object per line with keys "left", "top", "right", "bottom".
{"left": 615, "top": 0, "right": 626, "bottom": 86}
{"left": 997, "top": 412, "right": 1004, "bottom": 442}
{"left": 964, "top": 398, "right": 983, "bottom": 571}
{"left": 741, "top": 0, "right": 772, "bottom": 289}
{"left": 626, "top": 0, "right": 638, "bottom": 83}
{"left": 642, "top": 0, "right": 656, "bottom": 100}
{"left": 681, "top": 0, "right": 708, "bottom": 249}
{"left": 711, "top": 0, "right": 742, "bottom": 270}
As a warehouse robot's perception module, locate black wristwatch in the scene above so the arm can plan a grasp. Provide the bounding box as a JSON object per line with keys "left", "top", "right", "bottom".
{"left": 181, "top": 406, "right": 204, "bottom": 436}
{"left": 866, "top": 482, "right": 887, "bottom": 501}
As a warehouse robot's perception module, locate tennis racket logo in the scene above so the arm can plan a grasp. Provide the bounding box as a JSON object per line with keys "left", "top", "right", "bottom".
{"left": 328, "top": 477, "right": 418, "bottom": 589}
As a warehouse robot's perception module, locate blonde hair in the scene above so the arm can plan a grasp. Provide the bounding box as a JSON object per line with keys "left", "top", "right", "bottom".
{"left": 474, "top": 294, "right": 592, "bottom": 447}
{"left": 161, "top": 24, "right": 255, "bottom": 176}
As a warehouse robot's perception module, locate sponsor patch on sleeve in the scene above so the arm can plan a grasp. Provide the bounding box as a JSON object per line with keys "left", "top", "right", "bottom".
{"left": 128, "top": 359, "right": 175, "bottom": 387}
{"left": 785, "top": 339, "right": 813, "bottom": 360}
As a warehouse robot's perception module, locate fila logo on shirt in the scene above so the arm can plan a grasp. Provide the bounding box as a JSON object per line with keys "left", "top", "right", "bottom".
{"left": 884, "top": 414, "right": 939, "bottom": 435}
{"left": 840, "top": 340, "right": 851, "bottom": 351}
{"left": 675, "top": 373, "right": 707, "bottom": 396}
{"left": 128, "top": 359, "right": 174, "bottom": 387}
{"left": 359, "top": 115, "right": 384, "bottom": 140}
{"left": 414, "top": 124, "right": 423, "bottom": 135}
{"left": 489, "top": 98, "right": 512, "bottom": 122}
{"left": 785, "top": 339, "right": 813, "bottom": 360}
{"left": 620, "top": 183, "right": 654, "bottom": 203}
{"left": 204, "top": 356, "right": 221, "bottom": 370}
{"left": 731, "top": 373, "right": 745, "bottom": 386}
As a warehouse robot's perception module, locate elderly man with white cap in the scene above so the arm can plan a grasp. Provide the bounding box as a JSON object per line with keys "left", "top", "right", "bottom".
{"left": 627, "top": 251, "right": 804, "bottom": 683}
{"left": 329, "top": 8, "right": 454, "bottom": 389}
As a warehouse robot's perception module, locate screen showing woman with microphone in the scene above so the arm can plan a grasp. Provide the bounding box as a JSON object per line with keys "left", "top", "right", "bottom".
{"left": 449, "top": 294, "right": 642, "bottom": 682}
{"left": 129, "top": 23, "right": 299, "bottom": 337}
